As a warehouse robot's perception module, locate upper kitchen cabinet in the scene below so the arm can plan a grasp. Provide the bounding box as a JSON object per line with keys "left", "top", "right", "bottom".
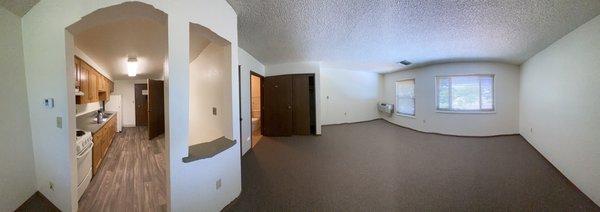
{"left": 75, "top": 56, "right": 114, "bottom": 104}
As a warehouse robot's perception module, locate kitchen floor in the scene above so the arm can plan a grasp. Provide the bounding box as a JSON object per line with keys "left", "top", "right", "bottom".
{"left": 78, "top": 127, "right": 167, "bottom": 212}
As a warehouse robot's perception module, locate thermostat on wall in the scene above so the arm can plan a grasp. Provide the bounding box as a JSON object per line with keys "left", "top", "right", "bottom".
{"left": 44, "top": 98, "right": 54, "bottom": 109}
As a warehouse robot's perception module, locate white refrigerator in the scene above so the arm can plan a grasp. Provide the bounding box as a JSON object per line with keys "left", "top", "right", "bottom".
{"left": 105, "top": 94, "right": 123, "bottom": 132}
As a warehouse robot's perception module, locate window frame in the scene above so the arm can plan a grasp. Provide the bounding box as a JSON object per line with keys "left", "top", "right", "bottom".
{"left": 395, "top": 79, "right": 416, "bottom": 118}
{"left": 435, "top": 74, "right": 495, "bottom": 114}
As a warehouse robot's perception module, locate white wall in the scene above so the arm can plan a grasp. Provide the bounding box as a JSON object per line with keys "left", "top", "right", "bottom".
{"left": 239, "top": 48, "right": 265, "bottom": 155}
{"left": 265, "top": 62, "right": 322, "bottom": 134}
{"left": 189, "top": 43, "right": 231, "bottom": 145}
{"left": 320, "top": 68, "right": 382, "bottom": 125}
{"left": 520, "top": 15, "right": 600, "bottom": 205}
{"left": 381, "top": 62, "right": 520, "bottom": 136}
{"left": 0, "top": 7, "right": 38, "bottom": 211}
{"left": 113, "top": 79, "right": 148, "bottom": 127}
{"left": 21, "top": 0, "right": 240, "bottom": 211}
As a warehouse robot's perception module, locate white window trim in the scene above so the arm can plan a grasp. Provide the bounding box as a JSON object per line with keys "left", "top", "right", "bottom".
{"left": 395, "top": 79, "right": 416, "bottom": 117}
{"left": 435, "top": 74, "right": 495, "bottom": 114}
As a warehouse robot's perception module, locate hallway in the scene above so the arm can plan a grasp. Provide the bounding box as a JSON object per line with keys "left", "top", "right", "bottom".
{"left": 78, "top": 127, "right": 167, "bottom": 212}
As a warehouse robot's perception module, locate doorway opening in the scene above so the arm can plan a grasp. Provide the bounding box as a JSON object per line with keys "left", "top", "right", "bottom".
{"left": 250, "top": 72, "right": 264, "bottom": 147}
{"left": 66, "top": 2, "right": 168, "bottom": 210}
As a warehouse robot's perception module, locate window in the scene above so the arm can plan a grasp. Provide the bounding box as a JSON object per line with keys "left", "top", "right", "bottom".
{"left": 395, "top": 79, "right": 415, "bottom": 116}
{"left": 436, "top": 75, "right": 494, "bottom": 112}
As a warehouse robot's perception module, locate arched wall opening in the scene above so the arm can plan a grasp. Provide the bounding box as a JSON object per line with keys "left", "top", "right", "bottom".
{"left": 65, "top": 2, "right": 169, "bottom": 211}
{"left": 189, "top": 23, "right": 233, "bottom": 145}
{"left": 21, "top": 0, "right": 240, "bottom": 211}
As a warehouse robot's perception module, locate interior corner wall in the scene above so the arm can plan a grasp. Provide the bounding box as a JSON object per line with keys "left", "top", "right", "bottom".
{"left": 265, "top": 62, "right": 322, "bottom": 134}
{"left": 381, "top": 62, "right": 520, "bottom": 137}
{"left": 113, "top": 79, "right": 148, "bottom": 127}
{"left": 189, "top": 43, "right": 230, "bottom": 146}
{"left": 320, "top": 68, "right": 381, "bottom": 125}
{"left": 165, "top": 2, "right": 240, "bottom": 212}
{"left": 519, "top": 14, "right": 600, "bottom": 205}
{"left": 0, "top": 7, "right": 38, "bottom": 211}
{"left": 239, "top": 48, "right": 265, "bottom": 155}
{"left": 21, "top": 0, "right": 241, "bottom": 211}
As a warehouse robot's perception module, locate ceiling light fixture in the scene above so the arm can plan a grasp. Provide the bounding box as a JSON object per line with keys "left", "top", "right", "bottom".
{"left": 127, "top": 57, "right": 138, "bottom": 77}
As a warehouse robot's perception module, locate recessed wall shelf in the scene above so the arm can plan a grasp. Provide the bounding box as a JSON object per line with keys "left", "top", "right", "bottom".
{"left": 182, "top": 137, "right": 236, "bottom": 163}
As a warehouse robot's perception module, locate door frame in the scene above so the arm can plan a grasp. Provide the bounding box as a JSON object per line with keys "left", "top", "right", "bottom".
{"left": 250, "top": 71, "right": 265, "bottom": 148}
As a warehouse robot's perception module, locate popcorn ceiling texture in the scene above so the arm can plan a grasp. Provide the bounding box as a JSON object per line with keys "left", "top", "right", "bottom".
{"left": 227, "top": 0, "right": 600, "bottom": 72}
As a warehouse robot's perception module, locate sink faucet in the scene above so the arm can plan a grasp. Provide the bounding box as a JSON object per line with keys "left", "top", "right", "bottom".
{"left": 96, "top": 110, "right": 103, "bottom": 124}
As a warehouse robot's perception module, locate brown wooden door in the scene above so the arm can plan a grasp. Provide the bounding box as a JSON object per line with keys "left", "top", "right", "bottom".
{"left": 263, "top": 75, "right": 293, "bottom": 136}
{"left": 135, "top": 84, "right": 148, "bottom": 126}
{"left": 147, "top": 79, "right": 165, "bottom": 139}
{"left": 292, "top": 75, "right": 311, "bottom": 135}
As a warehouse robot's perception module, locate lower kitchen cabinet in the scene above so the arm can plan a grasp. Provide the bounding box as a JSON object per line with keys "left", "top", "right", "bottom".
{"left": 91, "top": 116, "right": 117, "bottom": 176}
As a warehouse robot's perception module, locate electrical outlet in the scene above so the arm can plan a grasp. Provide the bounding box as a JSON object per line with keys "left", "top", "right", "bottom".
{"left": 49, "top": 182, "right": 54, "bottom": 191}
{"left": 216, "top": 179, "right": 222, "bottom": 190}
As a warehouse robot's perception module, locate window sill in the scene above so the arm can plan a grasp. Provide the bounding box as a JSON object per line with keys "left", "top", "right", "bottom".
{"left": 182, "top": 137, "right": 236, "bottom": 163}
{"left": 395, "top": 113, "right": 416, "bottom": 119}
{"left": 436, "top": 110, "right": 496, "bottom": 114}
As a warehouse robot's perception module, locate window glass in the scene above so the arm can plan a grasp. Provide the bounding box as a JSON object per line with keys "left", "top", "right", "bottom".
{"left": 436, "top": 75, "right": 494, "bottom": 112}
{"left": 395, "top": 79, "right": 415, "bottom": 116}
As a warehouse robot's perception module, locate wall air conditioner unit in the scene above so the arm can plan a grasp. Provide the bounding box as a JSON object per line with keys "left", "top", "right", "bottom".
{"left": 378, "top": 103, "right": 394, "bottom": 116}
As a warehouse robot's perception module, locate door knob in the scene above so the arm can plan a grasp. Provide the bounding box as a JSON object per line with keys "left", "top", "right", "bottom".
{"left": 288, "top": 105, "right": 292, "bottom": 109}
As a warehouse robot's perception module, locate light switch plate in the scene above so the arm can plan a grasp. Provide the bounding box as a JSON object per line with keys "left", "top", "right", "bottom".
{"left": 212, "top": 107, "right": 217, "bottom": 115}
{"left": 56, "top": 117, "right": 62, "bottom": 129}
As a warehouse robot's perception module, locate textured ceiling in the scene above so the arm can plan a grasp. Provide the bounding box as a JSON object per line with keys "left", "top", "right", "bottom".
{"left": 227, "top": 0, "right": 600, "bottom": 72}
{"left": 69, "top": 2, "right": 168, "bottom": 80}
{"left": 0, "top": 0, "right": 38, "bottom": 16}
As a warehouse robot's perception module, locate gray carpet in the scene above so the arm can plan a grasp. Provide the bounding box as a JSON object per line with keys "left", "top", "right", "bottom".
{"left": 227, "top": 119, "right": 599, "bottom": 211}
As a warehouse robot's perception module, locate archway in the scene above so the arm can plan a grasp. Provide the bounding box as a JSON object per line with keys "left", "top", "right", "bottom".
{"left": 65, "top": 2, "right": 168, "bottom": 210}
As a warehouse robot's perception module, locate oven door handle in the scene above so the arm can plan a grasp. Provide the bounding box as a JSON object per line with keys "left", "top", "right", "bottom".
{"left": 77, "top": 142, "right": 94, "bottom": 159}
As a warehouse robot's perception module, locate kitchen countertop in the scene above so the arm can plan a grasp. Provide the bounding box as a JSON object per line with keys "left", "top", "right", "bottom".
{"left": 76, "top": 111, "right": 117, "bottom": 134}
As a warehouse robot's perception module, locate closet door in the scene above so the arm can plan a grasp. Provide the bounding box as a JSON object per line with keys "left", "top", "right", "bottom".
{"left": 263, "top": 75, "right": 293, "bottom": 136}
{"left": 292, "top": 75, "right": 311, "bottom": 135}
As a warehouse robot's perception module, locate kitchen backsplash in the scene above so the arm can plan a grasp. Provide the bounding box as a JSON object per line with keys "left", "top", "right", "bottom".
{"left": 76, "top": 102, "right": 101, "bottom": 116}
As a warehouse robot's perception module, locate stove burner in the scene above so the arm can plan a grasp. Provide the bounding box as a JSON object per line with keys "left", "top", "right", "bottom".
{"left": 76, "top": 130, "right": 85, "bottom": 137}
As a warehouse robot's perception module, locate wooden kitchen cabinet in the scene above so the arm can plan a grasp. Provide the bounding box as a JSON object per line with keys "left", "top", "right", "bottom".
{"left": 74, "top": 57, "right": 82, "bottom": 88}
{"left": 76, "top": 58, "right": 89, "bottom": 104}
{"left": 88, "top": 70, "right": 98, "bottom": 102}
{"left": 74, "top": 56, "right": 114, "bottom": 105}
{"left": 91, "top": 115, "right": 117, "bottom": 176}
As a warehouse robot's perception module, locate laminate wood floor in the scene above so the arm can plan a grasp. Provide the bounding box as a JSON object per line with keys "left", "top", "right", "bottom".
{"left": 78, "top": 127, "right": 167, "bottom": 212}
